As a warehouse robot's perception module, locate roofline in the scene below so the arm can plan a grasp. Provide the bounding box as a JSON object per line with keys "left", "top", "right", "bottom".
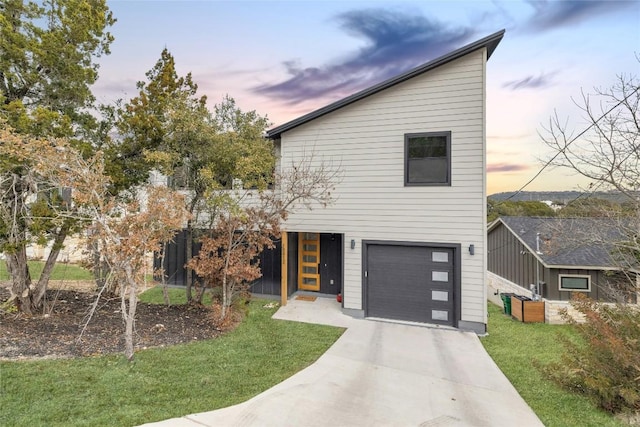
{"left": 266, "top": 29, "right": 505, "bottom": 139}
{"left": 486, "top": 217, "right": 502, "bottom": 233}
{"left": 489, "top": 217, "right": 634, "bottom": 271}
{"left": 549, "top": 264, "right": 627, "bottom": 271}
{"left": 493, "top": 217, "right": 549, "bottom": 266}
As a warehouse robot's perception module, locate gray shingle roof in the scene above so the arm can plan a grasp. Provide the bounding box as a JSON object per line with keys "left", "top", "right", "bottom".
{"left": 266, "top": 29, "right": 505, "bottom": 139}
{"left": 495, "top": 216, "right": 627, "bottom": 268}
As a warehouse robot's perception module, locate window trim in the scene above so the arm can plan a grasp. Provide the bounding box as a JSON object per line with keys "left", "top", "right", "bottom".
{"left": 558, "top": 274, "right": 591, "bottom": 292}
{"left": 404, "top": 131, "right": 452, "bottom": 186}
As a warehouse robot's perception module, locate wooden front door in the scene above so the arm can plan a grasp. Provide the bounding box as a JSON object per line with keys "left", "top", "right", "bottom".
{"left": 298, "top": 232, "right": 320, "bottom": 291}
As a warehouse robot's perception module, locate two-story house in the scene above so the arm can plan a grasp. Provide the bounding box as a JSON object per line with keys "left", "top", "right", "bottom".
{"left": 267, "top": 30, "right": 504, "bottom": 333}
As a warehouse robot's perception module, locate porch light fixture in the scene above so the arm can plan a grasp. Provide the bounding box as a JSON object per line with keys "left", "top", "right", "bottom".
{"left": 468, "top": 244, "right": 475, "bottom": 255}
{"left": 351, "top": 239, "right": 356, "bottom": 249}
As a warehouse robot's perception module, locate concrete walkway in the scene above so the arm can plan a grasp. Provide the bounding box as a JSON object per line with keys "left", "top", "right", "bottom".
{"left": 144, "top": 297, "right": 543, "bottom": 427}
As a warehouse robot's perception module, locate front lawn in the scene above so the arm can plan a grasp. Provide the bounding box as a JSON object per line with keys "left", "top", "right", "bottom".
{"left": 0, "top": 260, "right": 93, "bottom": 281}
{"left": 481, "top": 302, "right": 624, "bottom": 427}
{"left": 139, "top": 286, "right": 213, "bottom": 305}
{"left": 1, "top": 289, "right": 344, "bottom": 427}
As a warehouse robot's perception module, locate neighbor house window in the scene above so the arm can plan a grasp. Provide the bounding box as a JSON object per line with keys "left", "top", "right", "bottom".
{"left": 559, "top": 274, "right": 591, "bottom": 292}
{"left": 405, "top": 132, "right": 451, "bottom": 186}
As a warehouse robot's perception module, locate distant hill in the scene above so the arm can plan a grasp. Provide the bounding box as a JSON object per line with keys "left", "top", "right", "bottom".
{"left": 489, "top": 191, "right": 636, "bottom": 204}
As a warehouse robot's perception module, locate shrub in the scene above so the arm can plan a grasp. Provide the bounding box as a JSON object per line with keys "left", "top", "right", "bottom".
{"left": 541, "top": 293, "right": 640, "bottom": 414}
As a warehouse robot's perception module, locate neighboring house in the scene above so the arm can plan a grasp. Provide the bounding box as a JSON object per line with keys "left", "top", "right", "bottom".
{"left": 161, "top": 30, "right": 505, "bottom": 333}
{"left": 487, "top": 216, "right": 639, "bottom": 322}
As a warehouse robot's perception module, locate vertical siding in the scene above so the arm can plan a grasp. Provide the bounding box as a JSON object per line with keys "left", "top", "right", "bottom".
{"left": 489, "top": 224, "right": 636, "bottom": 303}
{"left": 548, "top": 269, "right": 634, "bottom": 302}
{"left": 487, "top": 222, "right": 537, "bottom": 293}
{"left": 280, "top": 50, "right": 488, "bottom": 323}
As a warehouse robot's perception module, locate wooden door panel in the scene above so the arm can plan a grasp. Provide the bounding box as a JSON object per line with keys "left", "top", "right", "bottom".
{"left": 299, "top": 233, "right": 320, "bottom": 291}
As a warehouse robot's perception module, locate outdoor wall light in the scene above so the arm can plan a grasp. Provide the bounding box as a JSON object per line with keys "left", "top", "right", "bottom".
{"left": 468, "top": 244, "right": 475, "bottom": 255}
{"left": 351, "top": 239, "right": 356, "bottom": 250}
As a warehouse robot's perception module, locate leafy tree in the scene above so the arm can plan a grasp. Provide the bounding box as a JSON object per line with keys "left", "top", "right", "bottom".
{"left": 104, "top": 48, "right": 204, "bottom": 194}
{"left": 556, "top": 198, "right": 625, "bottom": 218}
{"left": 541, "top": 293, "right": 640, "bottom": 414}
{"left": 182, "top": 96, "right": 273, "bottom": 302}
{"left": 113, "top": 49, "right": 275, "bottom": 302}
{"left": 0, "top": 0, "right": 115, "bottom": 139}
{"left": 487, "top": 199, "right": 556, "bottom": 222}
{"left": 0, "top": 0, "right": 114, "bottom": 312}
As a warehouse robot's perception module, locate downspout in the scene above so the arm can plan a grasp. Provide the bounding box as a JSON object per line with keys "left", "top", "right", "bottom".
{"left": 534, "top": 232, "right": 542, "bottom": 300}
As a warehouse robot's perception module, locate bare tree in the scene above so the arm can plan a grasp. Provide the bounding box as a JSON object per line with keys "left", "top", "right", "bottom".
{"left": 542, "top": 72, "right": 639, "bottom": 198}
{"left": 541, "top": 70, "right": 639, "bottom": 297}
{"left": 189, "top": 155, "right": 341, "bottom": 323}
{"left": 0, "top": 126, "right": 86, "bottom": 313}
{"left": 82, "top": 186, "right": 190, "bottom": 360}
{"left": 1, "top": 127, "right": 190, "bottom": 359}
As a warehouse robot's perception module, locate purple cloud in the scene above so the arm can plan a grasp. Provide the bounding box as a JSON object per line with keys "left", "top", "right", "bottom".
{"left": 487, "top": 163, "right": 530, "bottom": 173}
{"left": 254, "top": 9, "right": 474, "bottom": 105}
{"left": 502, "top": 71, "right": 557, "bottom": 90}
{"left": 523, "top": 0, "right": 636, "bottom": 31}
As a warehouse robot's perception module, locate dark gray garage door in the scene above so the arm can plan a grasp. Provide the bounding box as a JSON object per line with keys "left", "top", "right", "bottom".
{"left": 365, "top": 243, "right": 456, "bottom": 326}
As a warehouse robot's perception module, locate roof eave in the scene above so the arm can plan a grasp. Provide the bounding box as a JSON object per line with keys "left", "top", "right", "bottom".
{"left": 545, "top": 264, "right": 624, "bottom": 271}
{"left": 494, "top": 218, "right": 548, "bottom": 266}
{"left": 491, "top": 217, "right": 635, "bottom": 271}
{"left": 266, "top": 29, "right": 505, "bottom": 139}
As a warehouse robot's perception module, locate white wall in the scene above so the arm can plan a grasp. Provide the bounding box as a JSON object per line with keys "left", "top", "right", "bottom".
{"left": 279, "top": 49, "right": 488, "bottom": 325}
{"left": 26, "top": 235, "right": 85, "bottom": 263}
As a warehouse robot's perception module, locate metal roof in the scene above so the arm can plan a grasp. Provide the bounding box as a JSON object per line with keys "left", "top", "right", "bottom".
{"left": 266, "top": 29, "right": 505, "bottom": 139}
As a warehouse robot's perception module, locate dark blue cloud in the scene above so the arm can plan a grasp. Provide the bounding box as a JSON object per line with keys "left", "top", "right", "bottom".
{"left": 523, "top": 0, "right": 637, "bottom": 31}
{"left": 255, "top": 9, "right": 474, "bottom": 105}
{"left": 502, "top": 72, "right": 557, "bottom": 90}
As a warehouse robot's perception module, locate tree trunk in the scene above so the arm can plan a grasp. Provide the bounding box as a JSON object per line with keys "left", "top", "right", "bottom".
{"left": 160, "top": 243, "right": 170, "bottom": 305}
{"left": 92, "top": 239, "right": 109, "bottom": 291}
{"left": 8, "top": 246, "right": 35, "bottom": 314}
{"left": 32, "top": 221, "right": 71, "bottom": 307}
{"left": 185, "top": 219, "right": 193, "bottom": 303}
{"left": 4, "top": 175, "right": 37, "bottom": 314}
{"left": 221, "top": 273, "right": 228, "bottom": 321}
{"left": 219, "top": 229, "right": 235, "bottom": 322}
{"left": 122, "top": 267, "right": 138, "bottom": 361}
{"left": 185, "top": 194, "right": 202, "bottom": 304}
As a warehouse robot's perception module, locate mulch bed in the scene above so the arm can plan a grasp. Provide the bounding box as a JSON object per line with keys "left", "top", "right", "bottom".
{"left": 0, "top": 287, "right": 222, "bottom": 360}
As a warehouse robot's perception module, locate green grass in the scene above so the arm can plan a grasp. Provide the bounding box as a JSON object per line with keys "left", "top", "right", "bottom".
{"left": 1, "top": 289, "right": 344, "bottom": 427}
{"left": 481, "top": 302, "right": 624, "bottom": 427}
{"left": 0, "top": 260, "right": 93, "bottom": 281}
{"left": 139, "top": 286, "right": 213, "bottom": 305}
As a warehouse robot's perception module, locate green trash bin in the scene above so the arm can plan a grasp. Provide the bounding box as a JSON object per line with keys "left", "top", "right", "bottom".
{"left": 500, "top": 293, "right": 514, "bottom": 315}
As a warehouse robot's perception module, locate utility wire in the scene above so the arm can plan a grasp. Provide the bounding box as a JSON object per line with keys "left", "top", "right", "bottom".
{"left": 559, "top": 180, "right": 605, "bottom": 210}
{"left": 560, "top": 137, "right": 640, "bottom": 211}
{"left": 500, "top": 84, "right": 640, "bottom": 203}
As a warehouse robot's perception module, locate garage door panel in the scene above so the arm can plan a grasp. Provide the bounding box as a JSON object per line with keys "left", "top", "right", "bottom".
{"left": 366, "top": 244, "right": 455, "bottom": 326}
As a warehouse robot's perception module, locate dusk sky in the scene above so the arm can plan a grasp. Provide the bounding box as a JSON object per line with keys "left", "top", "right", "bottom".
{"left": 94, "top": 0, "right": 640, "bottom": 195}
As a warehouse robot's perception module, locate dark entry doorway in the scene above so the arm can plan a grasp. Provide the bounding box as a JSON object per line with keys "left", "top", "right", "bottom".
{"left": 319, "top": 233, "right": 342, "bottom": 295}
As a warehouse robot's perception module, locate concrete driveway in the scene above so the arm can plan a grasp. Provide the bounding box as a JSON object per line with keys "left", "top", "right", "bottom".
{"left": 144, "top": 297, "right": 543, "bottom": 427}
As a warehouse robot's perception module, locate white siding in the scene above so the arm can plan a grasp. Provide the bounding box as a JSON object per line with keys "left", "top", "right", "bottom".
{"left": 280, "top": 50, "right": 488, "bottom": 324}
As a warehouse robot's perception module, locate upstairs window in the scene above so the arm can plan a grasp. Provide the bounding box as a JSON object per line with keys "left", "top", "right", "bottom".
{"left": 405, "top": 132, "right": 451, "bottom": 186}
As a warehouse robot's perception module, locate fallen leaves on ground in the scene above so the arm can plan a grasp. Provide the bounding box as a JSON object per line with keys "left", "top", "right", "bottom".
{"left": 0, "top": 288, "right": 221, "bottom": 360}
